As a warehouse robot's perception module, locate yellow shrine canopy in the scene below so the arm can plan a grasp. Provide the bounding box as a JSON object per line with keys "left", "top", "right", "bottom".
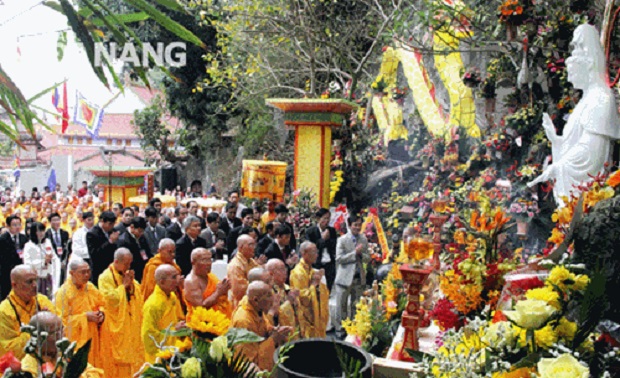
{"left": 241, "top": 160, "right": 287, "bottom": 202}
{"left": 127, "top": 194, "right": 177, "bottom": 207}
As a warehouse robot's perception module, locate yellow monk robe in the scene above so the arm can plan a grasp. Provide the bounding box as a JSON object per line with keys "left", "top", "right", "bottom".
{"left": 231, "top": 299, "right": 275, "bottom": 371}
{"left": 141, "top": 285, "right": 184, "bottom": 364}
{"left": 98, "top": 264, "right": 145, "bottom": 377}
{"left": 0, "top": 291, "right": 56, "bottom": 359}
{"left": 54, "top": 280, "right": 106, "bottom": 369}
{"left": 289, "top": 259, "right": 330, "bottom": 338}
{"left": 271, "top": 285, "right": 304, "bottom": 341}
{"left": 185, "top": 272, "right": 232, "bottom": 319}
{"left": 21, "top": 354, "right": 104, "bottom": 377}
{"left": 227, "top": 254, "right": 258, "bottom": 309}
{"left": 142, "top": 254, "right": 183, "bottom": 302}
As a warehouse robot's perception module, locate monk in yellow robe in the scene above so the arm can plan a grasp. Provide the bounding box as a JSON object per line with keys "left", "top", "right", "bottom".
{"left": 0, "top": 265, "right": 56, "bottom": 359}
{"left": 289, "top": 242, "right": 330, "bottom": 338}
{"left": 21, "top": 311, "right": 104, "bottom": 377}
{"left": 184, "top": 248, "right": 232, "bottom": 318}
{"left": 231, "top": 281, "right": 291, "bottom": 372}
{"left": 55, "top": 258, "right": 106, "bottom": 369}
{"left": 227, "top": 235, "right": 263, "bottom": 309}
{"left": 142, "top": 238, "right": 181, "bottom": 302}
{"left": 141, "top": 264, "right": 185, "bottom": 364}
{"left": 98, "top": 248, "right": 145, "bottom": 377}
{"left": 266, "top": 259, "right": 305, "bottom": 340}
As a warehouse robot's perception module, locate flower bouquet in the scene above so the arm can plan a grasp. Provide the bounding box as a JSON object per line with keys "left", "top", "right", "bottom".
{"left": 421, "top": 265, "right": 620, "bottom": 378}
{"left": 138, "top": 308, "right": 266, "bottom": 378}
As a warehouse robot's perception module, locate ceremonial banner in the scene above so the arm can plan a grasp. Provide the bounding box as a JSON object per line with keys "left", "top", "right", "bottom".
{"left": 361, "top": 208, "right": 390, "bottom": 260}
{"left": 74, "top": 91, "right": 104, "bottom": 138}
{"left": 241, "top": 160, "right": 287, "bottom": 202}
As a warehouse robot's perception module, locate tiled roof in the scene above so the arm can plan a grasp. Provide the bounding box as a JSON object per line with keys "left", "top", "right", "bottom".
{"left": 37, "top": 146, "right": 145, "bottom": 169}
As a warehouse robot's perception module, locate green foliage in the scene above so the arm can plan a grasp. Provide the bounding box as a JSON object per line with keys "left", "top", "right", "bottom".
{"left": 64, "top": 340, "right": 91, "bottom": 378}
{"left": 132, "top": 95, "right": 176, "bottom": 164}
{"left": 226, "top": 327, "right": 265, "bottom": 347}
{"left": 0, "top": 69, "right": 55, "bottom": 144}
{"left": 573, "top": 194, "right": 620, "bottom": 322}
{"left": 334, "top": 343, "right": 363, "bottom": 378}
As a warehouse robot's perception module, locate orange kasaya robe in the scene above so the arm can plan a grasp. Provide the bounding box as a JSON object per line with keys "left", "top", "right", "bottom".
{"left": 185, "top": 272, "right": 232, "bottom": 319}
{"left": 142, "top": 254, "right": 183, "bottom": 302}
{"left": 227, "top": 254, "right": 259, "bottom": 309}
{"left": 0, "top": 291, "right": 56, "bottom": 359}
{"left": 289, "top": 259, "right": 330, "bottom": 338}
{"left": 231, "top": 299, "right": 275, "bottom": 371}
{"left": 98, "top": 264, "right": 145, "bottom": 378}
{"left": 141, "top": 285, "right": 184, "bottom": 364}
{"left": 55, "top": 279, "right": 106, "bottom": 369}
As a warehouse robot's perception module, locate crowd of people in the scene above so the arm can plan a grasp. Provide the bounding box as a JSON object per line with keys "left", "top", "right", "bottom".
{"left": 0, "top": 181, "right": 370, "bottom": 376}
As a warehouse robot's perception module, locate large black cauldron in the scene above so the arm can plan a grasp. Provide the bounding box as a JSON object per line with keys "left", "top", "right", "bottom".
{"left": 273, "top": 338, "right": 372, "bottom": 378}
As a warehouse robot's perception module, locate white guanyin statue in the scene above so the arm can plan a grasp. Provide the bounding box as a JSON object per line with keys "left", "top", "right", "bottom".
{"left": 528, "top": 23, "right": 620, "bottom": 205}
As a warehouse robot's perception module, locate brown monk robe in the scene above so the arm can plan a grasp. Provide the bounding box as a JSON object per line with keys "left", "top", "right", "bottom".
{"left": 231, "top": 281, "right": 291, "bottom": 371}
{"left": 266, "top": 259, "right": 306, "bottom": 340}
{"left": 227, "top": 235, "right": 265, "bottom": 309}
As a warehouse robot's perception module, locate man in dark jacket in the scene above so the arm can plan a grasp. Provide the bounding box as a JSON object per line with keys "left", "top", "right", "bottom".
{"left": 264, "top": 225, "right": 298, "bottom": 271}
{"left": 219, "top": 203, "right": 241, "bottom": 237}
{"left": 86, "top": 211, "right": 119, "bottom": 285}
{"left": 274, "top": 204, "right": 296, "bottom": 252}
{"left": 175, "top": 215, "right": 207, "bottom": 276}
{"left": 0, "top": 215, "right": 28, "bottom": 299}
{"left": 165, "top": 206, "right": 188, "bottom": 242}
{"left": 46, "top": 212, "right": 70, "bottom": 284}
{"left": 117, "top": 216, "right": 151, "bottom": 282}
{"left": 144, "top": 207, "right": 166, "bottom": 255}
{"left": 305, "top": 208, "right": 337, "bottom": 290}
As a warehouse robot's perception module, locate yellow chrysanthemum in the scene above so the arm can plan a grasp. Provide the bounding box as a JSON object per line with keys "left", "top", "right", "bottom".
{"left": 572, "top": 274, "right": 590, "bottom": 291}
{"left": 186, "top": 307, "right": 230, "bottom": 336}
{"left": 547, "top": 266, "right": 574, "bottom": 291}
{"left": 516, "top": 324, "right": 557, "bottom": 349}
{"left": 547, "top": 266, "right": 590, "bottom": 292}
{"left": 556, "top": 317, "right": 577, "bottom": 342}
{"left": 341, "top": 298, "right": 372, "bottom": 341}
{"left": 525, "top": 286, "right": 561, "bottom": 309}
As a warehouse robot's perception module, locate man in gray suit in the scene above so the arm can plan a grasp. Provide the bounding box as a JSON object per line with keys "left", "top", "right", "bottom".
{"left": 144, "top": 207, "right": 166, "bottom": 255}
{"left": 334, "top": 214, "right": 369, "bottom": 339}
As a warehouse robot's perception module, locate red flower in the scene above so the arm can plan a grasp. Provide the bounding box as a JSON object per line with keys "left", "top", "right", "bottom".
{"left": 430, "top": 298, "right": 464, "bottom": 330}
{"left": 0, "top": 351, "right": 21, "bottom": 373}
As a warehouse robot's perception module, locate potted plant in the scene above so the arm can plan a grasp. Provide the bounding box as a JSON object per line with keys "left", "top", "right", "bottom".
{"left": 461, "top": 67, "right": 482, "bottom": 88}
{"left": 509, "top": 194, "right": 540, "bottom": 236}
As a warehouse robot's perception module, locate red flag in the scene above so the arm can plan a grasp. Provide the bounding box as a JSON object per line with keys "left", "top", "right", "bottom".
{"left": 61, "top": 82, "right": 69, "bottom": 133}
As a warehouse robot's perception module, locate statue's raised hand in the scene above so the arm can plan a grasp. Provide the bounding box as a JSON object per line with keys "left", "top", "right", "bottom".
{"left": 542, "top": 113, "right": 557, "bottom": 142}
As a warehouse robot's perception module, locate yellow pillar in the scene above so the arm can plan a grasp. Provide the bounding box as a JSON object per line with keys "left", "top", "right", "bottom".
{"left": 266, "top": 99, "right": 358, "bottom": 208}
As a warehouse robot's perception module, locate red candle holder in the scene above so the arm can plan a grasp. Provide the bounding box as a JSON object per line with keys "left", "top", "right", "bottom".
{"left": 397, "top": 264, "right": 433, "bottom": 362}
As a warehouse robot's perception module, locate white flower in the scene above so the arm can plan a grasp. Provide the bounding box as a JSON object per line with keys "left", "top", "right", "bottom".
{"left": 209, "top": 335, "right": 232, "bottom": 362}
{"left": 538, "top": 353, "right": 589, "bottom": 378}
{"left": 503, "top": 298, "right": 556, "bottom": 330}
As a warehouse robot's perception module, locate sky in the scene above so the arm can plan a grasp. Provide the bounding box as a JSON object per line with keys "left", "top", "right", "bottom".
{"left": 0, "top": 0, "right": 124, "bottom": 114}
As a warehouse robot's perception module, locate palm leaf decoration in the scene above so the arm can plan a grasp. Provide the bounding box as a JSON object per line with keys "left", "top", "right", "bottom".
{"left": 0, "top": 64, "right": 56, "bottom": 144}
